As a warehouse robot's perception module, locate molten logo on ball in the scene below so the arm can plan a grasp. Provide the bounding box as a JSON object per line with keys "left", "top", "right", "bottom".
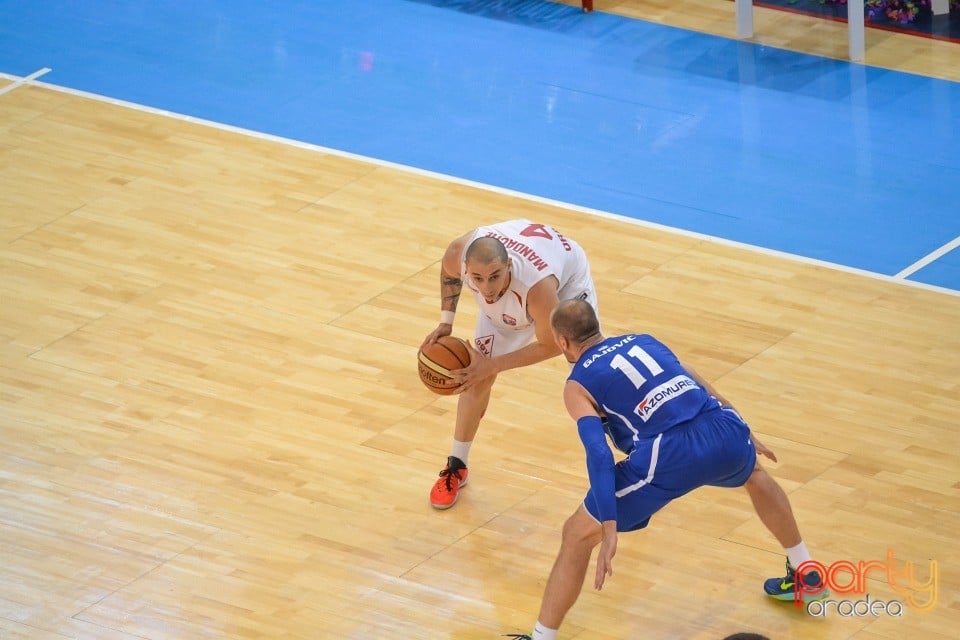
{"left": 419, "top": 364, "right": 451, "bottom": 388}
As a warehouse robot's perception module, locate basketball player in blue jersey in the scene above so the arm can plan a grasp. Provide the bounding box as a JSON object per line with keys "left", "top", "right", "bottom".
{"left": 505, "top": 300, "right": 825, "bottom": 640}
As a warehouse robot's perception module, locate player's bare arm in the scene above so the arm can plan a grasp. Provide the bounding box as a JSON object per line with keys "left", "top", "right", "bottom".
{"left": 421, "top": 234, "right": 470, "bottom": 349}
{"left": 563, "top": 380, "right": 618, "bottom": 590}
{"left": 439, "top": 236, "right": 466, "bottom": 315}
{"left": 683, "top": 362, "right": 735, "bottom": 409}
{"left": 562, "top": 378, "right": 599, "bottom": 421}
{"left": 685, "top": 361, "right": 778, "bottom": 463}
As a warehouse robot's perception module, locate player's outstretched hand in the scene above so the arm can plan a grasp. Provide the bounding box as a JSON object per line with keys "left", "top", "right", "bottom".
{"left": 595, "top": 528, "right": 617, "bottom": 590}
{"left": 420, "top": 323, "right": 453, "bottom": 351}
{"left": 752, "top": 434, "right": 778, "bottom": 463}
{"left": 451, "top": 344, "right": 496, "bottom": 393}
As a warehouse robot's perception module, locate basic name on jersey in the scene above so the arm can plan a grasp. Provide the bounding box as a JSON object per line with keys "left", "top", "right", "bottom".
{"left": 485, "top": 232, "right": 549, "bottom": 272}
{"left": 581, "top": 335, "right": 636, "bottom": 368}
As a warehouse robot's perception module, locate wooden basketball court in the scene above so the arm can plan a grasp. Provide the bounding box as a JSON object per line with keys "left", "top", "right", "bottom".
{"left": 1, "top": 6, "right": 958, "bottom": 638}
{"left": 568, "top": 0, "right": 960, "bottom": 81}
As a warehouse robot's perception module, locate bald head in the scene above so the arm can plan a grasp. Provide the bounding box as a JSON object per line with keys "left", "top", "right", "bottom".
{"left": 550, "top": 299, "right": 602, "bottom": 348}
{"left": 464, "top": 236, "right": 508, "bottom": 268}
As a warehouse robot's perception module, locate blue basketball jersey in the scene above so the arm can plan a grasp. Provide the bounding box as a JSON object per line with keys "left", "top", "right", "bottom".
{"left": 568, "top": 334, "right": 718, "bottom": 453}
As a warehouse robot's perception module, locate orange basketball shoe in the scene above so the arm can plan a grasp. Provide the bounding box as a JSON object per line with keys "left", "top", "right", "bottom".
{"left": 430, "top": 456, "right": 469, "bottom": 509}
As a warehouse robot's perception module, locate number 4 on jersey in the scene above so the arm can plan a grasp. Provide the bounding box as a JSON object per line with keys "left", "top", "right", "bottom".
{"left": 520, "top": 223, "right": 572, "bottom": 251}
{"left": 520, "top": 223, "right": 553, "bottom": 239}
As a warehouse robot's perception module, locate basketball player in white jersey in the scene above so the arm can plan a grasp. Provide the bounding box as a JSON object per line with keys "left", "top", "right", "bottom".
{"left": 421, "top": 219, "right": 599, "bottom": 509}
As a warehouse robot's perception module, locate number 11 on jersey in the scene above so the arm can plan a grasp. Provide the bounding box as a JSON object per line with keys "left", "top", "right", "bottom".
{"left": 610, "top": 345, "right": 664, "bottom": 389}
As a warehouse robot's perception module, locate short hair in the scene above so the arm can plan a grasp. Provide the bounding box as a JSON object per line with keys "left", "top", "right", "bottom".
{"left": 464, "top": 236, "right": 508, "bottom": 267}
{"left": 722, "top": 634, "right": 771, "bottom": 640}
{"left": 551, "top": 299, "right": 600, "bottom": 345}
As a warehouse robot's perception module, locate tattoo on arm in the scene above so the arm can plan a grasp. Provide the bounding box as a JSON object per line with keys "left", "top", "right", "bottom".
{"left": 441, "top": 272, "right": 462, "bottom": 312}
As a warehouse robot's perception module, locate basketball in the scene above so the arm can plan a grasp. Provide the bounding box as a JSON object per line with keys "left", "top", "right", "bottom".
{"left": 418, "top": 336, "right": 472, "bottom": 395}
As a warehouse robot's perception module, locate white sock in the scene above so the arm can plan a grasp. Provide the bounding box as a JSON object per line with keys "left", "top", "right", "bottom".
{"left": 786, "top": 541, "right": 812, "bottom": 569}
{"left": 532, "top": 621, "right": 557, "bottom": 640}
{"left": 450, "top": 439, "right": 472, "bottom": 466}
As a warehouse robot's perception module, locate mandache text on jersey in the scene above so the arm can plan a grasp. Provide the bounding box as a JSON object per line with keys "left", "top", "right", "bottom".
{"left": 484, "top": 231, "right": 557, "bottom": 272}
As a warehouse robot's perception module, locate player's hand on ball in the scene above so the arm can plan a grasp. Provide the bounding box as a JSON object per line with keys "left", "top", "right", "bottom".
{"left": 420, "top": 323, "right": 453, "bottom": 351}
{"left": 451, "top": 344, "right": 497, "bottom": 392}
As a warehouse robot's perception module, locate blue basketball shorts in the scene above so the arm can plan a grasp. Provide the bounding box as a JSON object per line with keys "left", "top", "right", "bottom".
{"left": 583, "top": 407, "right": 758, "bottom": 532}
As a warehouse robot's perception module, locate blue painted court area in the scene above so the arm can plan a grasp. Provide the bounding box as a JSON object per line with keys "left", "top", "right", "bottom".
{"left": 1, "top": 0, "right": 958, "bottom": 292}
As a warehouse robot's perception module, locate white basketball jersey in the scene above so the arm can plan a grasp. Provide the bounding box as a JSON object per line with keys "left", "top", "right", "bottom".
{"left": 461, "top": 219, "right": 592, "bottom": 333}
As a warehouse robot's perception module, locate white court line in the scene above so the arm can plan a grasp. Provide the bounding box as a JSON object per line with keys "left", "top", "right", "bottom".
{"left": 21, "top": 78, "right": 960, "bottom": 300}
{"left": 895, "top": 236, "right": 960, "bottom": 280}
{"left": 0, "top": 68, "right": 52, "bottom": 96}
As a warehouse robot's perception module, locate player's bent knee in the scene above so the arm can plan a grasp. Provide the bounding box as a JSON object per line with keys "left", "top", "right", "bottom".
{"left": 743, "top": 465, "right": 784, "bottom": 500}
{"left": 744, "top": 463, "right": 766, "bottom": 486}
{"left": 458, "top": 376, "right": 497, "bottom": 401}
{"left": 469, "top": 373, "right": 499, "bottom": 393}
{"left": 561, "top": 507, "right": 603, "bottom": 546}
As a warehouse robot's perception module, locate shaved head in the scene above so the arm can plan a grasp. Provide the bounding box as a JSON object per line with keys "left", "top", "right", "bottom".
{"left": 551, "top": 299, "right": 601, "bottom": 347}
{"left": 464, "top": 236, "right": 508, "bottom": 267}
